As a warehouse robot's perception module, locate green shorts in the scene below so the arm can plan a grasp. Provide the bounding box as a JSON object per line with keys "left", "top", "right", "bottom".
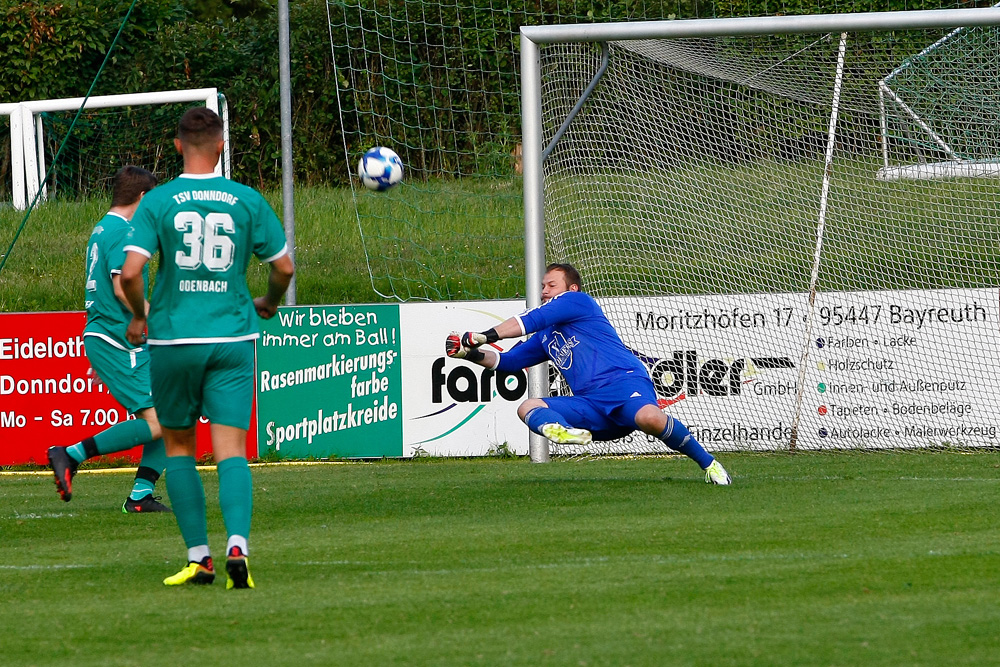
{"left": 83, "top": 334, "right": 154, "bottom": 414}
{"left": 148, "top": 341, "right": 255, "bottom": 430}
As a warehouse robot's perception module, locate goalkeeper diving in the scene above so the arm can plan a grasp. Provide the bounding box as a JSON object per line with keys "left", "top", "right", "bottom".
{"left": 446, "top": 263, "right": 731, "bottom": 484}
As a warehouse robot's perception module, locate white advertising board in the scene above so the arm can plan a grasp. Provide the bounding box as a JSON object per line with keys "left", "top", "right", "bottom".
{"left": 399, "top": 300, "right": 529, "bottom": 457}
{"left": 604, "top": 292, "right": 806, "bottom": 451}
{"left": 800, "top": 288, "right": 999, "bottom": 449}
{"left": 601, "top": 288, "right": 1000, "bottom": 451}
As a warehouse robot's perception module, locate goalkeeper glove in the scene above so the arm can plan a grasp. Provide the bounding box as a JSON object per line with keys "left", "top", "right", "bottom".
{"left": 459, "top": 328, "right": 499, "bottom": 348}
{"left": 446, "top": 331, "right": 485, "bottom": 362}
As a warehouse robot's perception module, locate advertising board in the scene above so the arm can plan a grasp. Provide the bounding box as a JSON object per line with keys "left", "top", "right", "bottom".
{"left": 255, "top": 301, "right": 529, "bottom": 458}
{"left": 0, "top": 312, "right": 256, "bottom": 465}
{"left": 7, "top": 288, "right": 995, "bottom": 463}
{"left": 604, "top": 288, "right": 1000, "bottom": 451}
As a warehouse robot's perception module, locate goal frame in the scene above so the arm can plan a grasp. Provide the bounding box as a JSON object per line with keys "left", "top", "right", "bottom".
{"left": 0, "top": 88, "right": 230, "bottom": 210}
{"left": 519, "top": 7, "right": 1000, "bottom": 463}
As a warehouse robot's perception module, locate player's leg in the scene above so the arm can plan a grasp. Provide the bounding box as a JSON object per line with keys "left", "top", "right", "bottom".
{"left": 150, "top": 344, "right": 215, "bottom": 585}
{"left": 632, "top": 403, "right": 732, "bottom": 485}
{"left": 123, "top": 407, "right": 171, "bottom": 513}
{"left": 161, "top": 426, "right": 215, "bottom": 585}
{"left": 212, "top": 425, "right": 254, "bottom": 590}
{"left": 48, "top": 338, "right": 164, "bottom": 503}
{"left": 202, "top": 341, "right": 256, "bottom": 590}
{"left": 518, "top": 398, "right": 593, "bottom": 445}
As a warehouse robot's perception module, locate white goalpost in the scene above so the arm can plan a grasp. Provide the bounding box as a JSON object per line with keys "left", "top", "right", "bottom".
{"left": 1, "top": 88, "right": 230, "bottom": 210}
{"left": 520, "top": 8, "right": 1000, "bottom": 461}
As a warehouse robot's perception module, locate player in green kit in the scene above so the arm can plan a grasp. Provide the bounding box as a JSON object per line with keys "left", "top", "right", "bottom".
{"left": 47, "top": 165, "right": 172, "bottom": 513}
{"left": 121, "top": 107, "right": 294, "bottom": 589}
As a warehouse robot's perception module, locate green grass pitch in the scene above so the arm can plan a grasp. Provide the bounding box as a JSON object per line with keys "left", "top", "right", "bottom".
{"left": 3, "top": 453, "right": 999, "bottom": 666}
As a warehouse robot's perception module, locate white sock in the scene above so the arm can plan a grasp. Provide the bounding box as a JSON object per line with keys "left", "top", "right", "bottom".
{"left": 188, "top": 545, "right": 211, "bottom": 564}
{"left": 227, "top": 535, "right": 248, "bottom": 556}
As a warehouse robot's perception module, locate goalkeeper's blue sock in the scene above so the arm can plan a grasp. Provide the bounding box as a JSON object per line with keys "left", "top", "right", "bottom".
{"left": 524, "top": 406, "right": 572, "bottom": 434}
{"left": 657, "top": 416, "right": 714, "bottom": 469}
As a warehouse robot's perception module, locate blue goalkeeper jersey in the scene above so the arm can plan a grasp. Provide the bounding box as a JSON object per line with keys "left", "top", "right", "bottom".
{"left": 494, "top": 290, "right": 650, "bottom": 395}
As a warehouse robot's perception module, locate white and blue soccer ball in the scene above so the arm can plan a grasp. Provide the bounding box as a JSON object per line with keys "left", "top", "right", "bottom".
{"left": 357, "top": 146, "right": 404, "bottom": 191}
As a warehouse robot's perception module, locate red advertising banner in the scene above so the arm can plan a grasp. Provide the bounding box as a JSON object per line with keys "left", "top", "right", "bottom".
{"left": 0, "top": 312, "right": 257, "bottom": 465}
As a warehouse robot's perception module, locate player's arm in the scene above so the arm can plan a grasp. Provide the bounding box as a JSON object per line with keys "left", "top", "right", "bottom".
{"left": 445, "top": 328, "right": 547, "bottom": 371}
{"left": 451, "top": 317, "right": 523, "bottom": 352}
{"left": 253, "top": 253, "right": 295, "bottom": 320}
{"left": 111, "top": 273, "right": 149, "bottom": 316}
{"left": 493, "top": 335, "right": 547, "bottom": 371}
{"left": 121, "top": 251, "right": 150, "bottom": 345}
{"left": 112, "top": 273, "right": 130, "bottom": 310}
{"left": 455, "top": 293, "right": 586, "bottom": 350}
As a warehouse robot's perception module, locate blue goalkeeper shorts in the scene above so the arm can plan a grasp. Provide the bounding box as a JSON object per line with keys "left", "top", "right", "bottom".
{"left": 543, "top": 376, "right": 659, "bottom": 442}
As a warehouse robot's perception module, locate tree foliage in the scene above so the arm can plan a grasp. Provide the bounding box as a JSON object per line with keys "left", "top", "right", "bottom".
{"left": 0, "top": 0, "right": 990, "bottom": 190}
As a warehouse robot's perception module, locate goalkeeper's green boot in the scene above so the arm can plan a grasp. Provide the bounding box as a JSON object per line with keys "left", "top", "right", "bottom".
{"left": 164, "top": 557, "right": 215, "bottom": 586}
{"left": 704, "top": 460, "right": 732, "bottom": 485}
{"left": 540, "top": 423, "right": 592, "bottom": 446}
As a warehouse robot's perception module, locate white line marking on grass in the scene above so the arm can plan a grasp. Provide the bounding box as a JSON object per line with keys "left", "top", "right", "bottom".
{"left": 295, "top": 560, "right": 360, "bottom": 566}
{"left": 10, "top": 511, "right": 76, "bottom": 519}
{"left": 291, "top": 561, "right": 584, "bottom": 576}
{"left": 291, "top": 552, "right": 880, "bottom": 577}
{"left": 894, "top": 476, "right": 1000, "bottom": 482}
{"left": 0, "top": 460, "right": 360, "bottom": 477}
{"left": 756, "top": 475, "right": 1000, "bottom": 483}
{"left": 0, "top": 564, "right": 91, "bottom": 570}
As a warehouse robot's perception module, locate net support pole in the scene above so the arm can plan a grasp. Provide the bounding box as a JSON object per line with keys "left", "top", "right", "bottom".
{"left": 789, "top": 32, "right": 849, "bottom": 452}
{"left": 877, "top": 81, "right": 960, "bottom": 161}
{"left": 541, "top": 43, "right": 610, "bottom": 162}
{"left": 521, "top": 33, "right": 549, "bottom": 463}
{"left": 278, "top": 0, "right": 297, "bottom": 305}
{"left": 878, "top": 87, "right": 890, "bottom": 171}
{"left": 219, "top": 93, "right": 232, "bottom": 179}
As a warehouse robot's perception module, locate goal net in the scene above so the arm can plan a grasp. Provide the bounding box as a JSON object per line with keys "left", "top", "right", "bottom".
{"left": 327, "top": 0, "right": 679, "bottom": 302}
{"left": 523, "top": 11, "right": 1000, "bottom": 457}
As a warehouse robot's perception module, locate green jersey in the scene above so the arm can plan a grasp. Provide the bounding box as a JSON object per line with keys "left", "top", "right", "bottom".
{"left": 125, "top": 173, "right": 287, "bottom": 345}
{"left": 84, "top": 212, "right": 147, "bottom": 350}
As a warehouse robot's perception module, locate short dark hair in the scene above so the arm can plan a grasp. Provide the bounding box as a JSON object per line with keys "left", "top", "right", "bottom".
{"left": 111, "top": 166, "right": 156, "bottom": 207}
{"left": 546, "top": 262, "right": 582, "bottom": 289}
{"left": 177, "top": 106, "right": 224, "bottom": 147}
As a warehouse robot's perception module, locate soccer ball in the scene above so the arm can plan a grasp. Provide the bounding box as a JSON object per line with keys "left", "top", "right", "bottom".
{"left": 357, "top": 147, "right": 404, "bottom": 191}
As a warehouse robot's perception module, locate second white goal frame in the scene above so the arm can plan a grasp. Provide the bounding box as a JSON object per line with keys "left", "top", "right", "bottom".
{"left": 0, "top": 88, "right": 230, "bottom": 210}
